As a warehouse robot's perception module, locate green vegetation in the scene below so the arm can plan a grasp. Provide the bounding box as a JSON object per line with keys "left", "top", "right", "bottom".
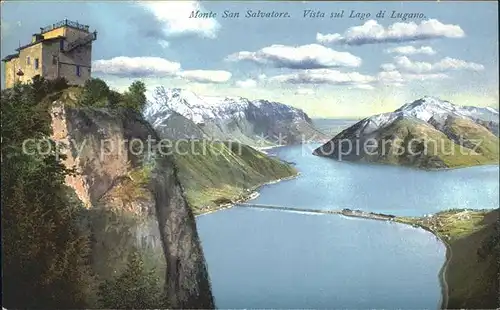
{"left": 172, "top": 140, "right": 298, "bottom": 214}
{"left": 0, "top": 76, "right": 162, "bottom": 308}
{"left": 375, "top": 118, "right": 498, "bottom": 169}
{"left": 97, "top": 248, "right": 166, "bottom": 308}
{"left": 446, "top": 116, "right": 499, "bottom": 160}
{"left": 77, "top": 78, "right": 147, "bottom": 113}
{"left": 397, "top": 209, "right": 499, "bottom": 309}
{"left": 1, "top": 78, "right": 95, "bottom": 308}
{"left": 1, "top": 75, "right": 298, "bottom": 308}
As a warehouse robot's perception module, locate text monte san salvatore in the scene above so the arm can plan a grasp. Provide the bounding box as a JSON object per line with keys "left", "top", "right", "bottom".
{"left": 189, "top": 10, "right": 290, "bottom": 19}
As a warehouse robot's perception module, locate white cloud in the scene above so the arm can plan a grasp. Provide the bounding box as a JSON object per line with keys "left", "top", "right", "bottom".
{"left": 138, "top": 1, "right": 220, "bottom": 38}
{"left": 93, "top": 57, "right": 232, "bottom": 84}
{"left": 317, "top": 19, "right": 465, "bottom": 45}
{"left": 385, "top": 45, "right": 436, "bottom": 55}
{"left": 257, "top": 74, "right": 267, "bottom": 81}
{"left": 178, "top": 70, "right": 232, "bottom": 83}
{"left": 226, "top": 44, "right": 362, "bottom": 69}
{"left": 377, "top": 70, "right": 449, "bottom": 86}
{"left": 92, "top": 56, "right": 181, "bottom": 77}
{"left": 350, "top": 84, "right": 375, "bottom": 90}
{"left": 382, "top": 56, "right": 484, "bottom": 74}
{"left": 269, "top": 69, "right": 375, "bottom": 87}
{"left": 235, "top": 79, "right": 257, "bottom": 88}
{"left": 294, "top": 88, "right": 315, "bottom": 95}
{"left": 158, "top": 40, "right": 170, "bottom": 49}
{"left": 380, "top": 63, "right": 397, "bottom": 71}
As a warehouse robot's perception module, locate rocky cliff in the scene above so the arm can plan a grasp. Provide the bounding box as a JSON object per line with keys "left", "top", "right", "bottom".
{"left": 50, "top": 99, "right": 214, "bottom": 308}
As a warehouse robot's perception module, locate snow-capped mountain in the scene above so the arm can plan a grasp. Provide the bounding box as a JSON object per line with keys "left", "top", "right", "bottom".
{"left": 314, "top": 96, "right": 499, "bottom": 169}
{"left": 336, "top": 96, "right": 499, "bottom": 137}
{"left": 145, "top": 87, "right": 326, "bottom": 145}
{"left": 460, "top": 105, "right": 499, "bottom": 122}
{"left": 145, "top": 88, "right": 251, "bottom": 124}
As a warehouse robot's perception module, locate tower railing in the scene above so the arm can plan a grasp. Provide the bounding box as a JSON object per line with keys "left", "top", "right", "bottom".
{"left": 40, "top": 19, "right": 90, "bottom": 34}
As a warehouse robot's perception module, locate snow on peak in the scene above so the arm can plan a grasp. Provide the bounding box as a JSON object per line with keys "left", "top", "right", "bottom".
{"left": 485, "top": 107, "right": 499, "bottom": 114}
{"left": 144, "top": 87, "right": 307, "bottom": 125}
{"left": 355, "top": 96, "right": 498, "bottom": 136}
{"left": 395, "top": 96, "right": 460, "bottom": 122}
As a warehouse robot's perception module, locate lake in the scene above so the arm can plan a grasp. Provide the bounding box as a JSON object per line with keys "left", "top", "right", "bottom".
{"left": 197, "top": 144, "right": 499, "bottom": 309}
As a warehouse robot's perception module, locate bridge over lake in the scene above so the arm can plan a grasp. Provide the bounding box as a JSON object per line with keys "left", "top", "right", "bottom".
{"left": 236, "top": 203, "right": 397, "bottom": 221}
{"left": 236, "top": 203, "right": 341, "bottom": 215}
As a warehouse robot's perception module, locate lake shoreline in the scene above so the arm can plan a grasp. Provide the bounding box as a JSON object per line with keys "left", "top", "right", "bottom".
{"left": 338, "top": 210, "right": 450, "bottom": 310}
{"left": 195, "top": 172, "right": 300, "bottom": 217}
{"left": 198, "top": 202, "right": 453, "bottom": 308}
{"left": 194, "top": 143, "right": 497, "bottom": 307}
{"left": 311, "top": 153, "right": 499, "bottom": 173}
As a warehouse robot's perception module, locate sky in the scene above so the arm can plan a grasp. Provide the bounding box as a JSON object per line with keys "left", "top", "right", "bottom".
{"left": 1, "top": 1, "right": 498, "bottom": 118}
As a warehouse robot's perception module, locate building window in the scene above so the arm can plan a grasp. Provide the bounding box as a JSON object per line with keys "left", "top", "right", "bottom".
{"left": 76, "top": 65, "right": 81, "bottom": 77}
{"left": 34, "top": 58, "right": 39, "bottom": 70}
{"left": 52, "top": 55, "right": 57, "bottom": 65}
{"left": 27, "top": 57, "right": 30, "bottom": 65}
{"left": 60, "top": 40, "right": 64, "bottom": 51}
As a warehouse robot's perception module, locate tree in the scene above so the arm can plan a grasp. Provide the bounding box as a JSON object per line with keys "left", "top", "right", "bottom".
{"left": 79, "top": 78, "right": 111, "bottom": 107}
{"left": 122, "top": 80, "right": 147, "bottom": 113}
{"left": 97, "top": 248, "right": 165, "bottom": 309}
{"left": 1, "top": 80, "right": 95, "bottom": 308}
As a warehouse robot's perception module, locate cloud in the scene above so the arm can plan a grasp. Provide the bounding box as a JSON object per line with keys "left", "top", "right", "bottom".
{"left": 226, "top": 44, "right": 362, "bottom": 69}
{"left": 137, "top": 1, "right": 220, "bottom": 38}
{"left": 317, "top": 19, "right": 465, "bottom": 45}
{"left": 92, "top": 56, "right": 181, "bottom": 77}
{"left": 377, "top": 70, "right": 449, "bottom": 87}
{"left": 178, "top": 70, "right": 232, "bottom": 83}
{"left": 382, "top": 56, "right": 484, "bottom": 74}
{"left": 158, "top": 40, "right": 170, "bottom": 49}
{"left": 385, "top": 45, "right": 436, "bottom": 55}
{"left": 350, "top": 84, "right": 375, "bottom": 90}
{"left": 294, "top": 88, "right": 315, "bottom": 95}
{"left": 93, "top": 57, "right": 231, "bottom": 83}
{"left": 235, "top": 79, "right": 257, "bottom": 88}
{"left": 269, "top": 69, "right": 375, "bottom": 87}
{"left": 257, "top": 74, "right": 267, "bottom": 81}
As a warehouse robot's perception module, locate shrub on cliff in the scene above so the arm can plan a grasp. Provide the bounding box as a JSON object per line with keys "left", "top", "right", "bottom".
{"left": 122, "top": 80, "right": 147, "bottom": 113}
{"left": 77, "top": 78, "right": 146, "bottom": 113}
{"left": 97, "top": 248, "right": 166, "bottom": 308}
{"left": 78, "top": 77, "right": 115, "bottom": 107}
{"left": 1, "top": 80, "right": 96, "bottom": 308}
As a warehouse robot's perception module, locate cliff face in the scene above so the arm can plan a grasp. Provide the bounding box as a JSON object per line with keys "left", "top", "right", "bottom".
{"left": 50, "top": 103, "right": 214, "bottom": 308}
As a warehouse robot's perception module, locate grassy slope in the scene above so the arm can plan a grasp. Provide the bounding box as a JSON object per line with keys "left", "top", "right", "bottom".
{"left": 374, "top": 118, "right": 499, "bottom": 169}
{"left": 398, "top": 209, "right": 499, "bottom": 309}
{"left": 446, "top": 116, "right": 499, "bottom": 159}
{"left": 172, "top": 141, "right": 297, "bottom": 214}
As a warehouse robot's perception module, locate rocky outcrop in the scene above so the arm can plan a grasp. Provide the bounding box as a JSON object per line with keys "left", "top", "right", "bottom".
{"left": 50, "top": 103, "right": 214, "bottom": 308}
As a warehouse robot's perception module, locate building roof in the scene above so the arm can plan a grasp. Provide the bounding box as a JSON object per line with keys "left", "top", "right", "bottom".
{"left": 40, "top": 19, "right": 90, "bottom": 34}
{"left": 2, "top": 53, "right": 20, "bottom": 62}
{"left": 15, "top": 36, "right": 66, "bottom": 52}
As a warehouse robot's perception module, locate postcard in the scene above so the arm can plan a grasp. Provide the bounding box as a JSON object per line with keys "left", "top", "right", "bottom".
{"left": 1, "top": 0, "right": 498, "bottom": 309}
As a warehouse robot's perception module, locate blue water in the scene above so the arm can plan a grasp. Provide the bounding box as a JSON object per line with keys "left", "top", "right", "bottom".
{"left": 252, "top": 144, "right": 500, "bottom": 217}
{"left": 197, "top": 144, "right": 499, "bottom": 309}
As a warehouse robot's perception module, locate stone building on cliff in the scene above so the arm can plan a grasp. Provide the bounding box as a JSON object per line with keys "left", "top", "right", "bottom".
{"left": 2, "top": 19, "right": 97, "bottom": 88}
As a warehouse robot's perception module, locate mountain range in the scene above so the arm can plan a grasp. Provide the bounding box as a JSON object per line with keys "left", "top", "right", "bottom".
{"left": 314, "top": 96, "right": 499, "bottom": 169}
{"left": 144, "top": 87, "right": 327, "bottom": 147}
